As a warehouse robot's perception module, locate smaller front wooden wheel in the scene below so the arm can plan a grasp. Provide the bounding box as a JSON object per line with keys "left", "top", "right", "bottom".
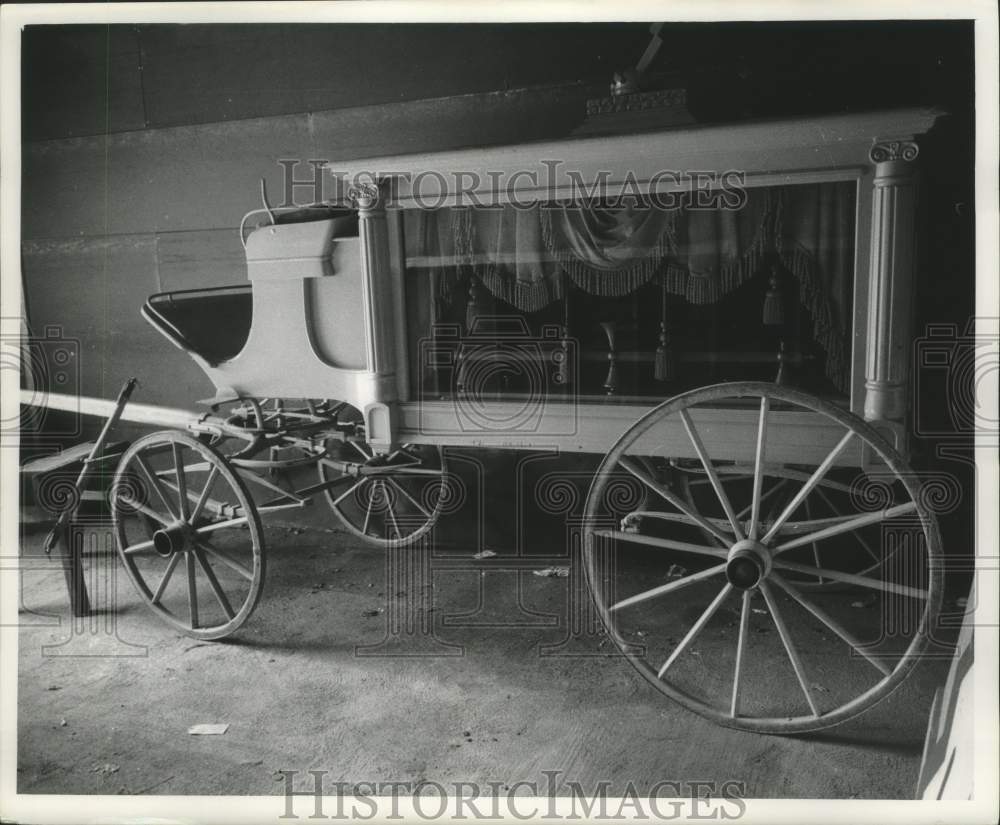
{"left": 317, "top": 440, "right": 448, "bottom": 547}
{"left": 111, "top": 431, "right": 265, "bottom": 640}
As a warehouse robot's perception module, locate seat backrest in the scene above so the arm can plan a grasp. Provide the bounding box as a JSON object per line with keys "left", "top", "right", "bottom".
{"left": 143, "top": 286, "right": 253, "bottom": 366}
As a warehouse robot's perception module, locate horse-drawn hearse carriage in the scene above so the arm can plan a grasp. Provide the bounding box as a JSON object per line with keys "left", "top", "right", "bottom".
{"left": 21, "top": 107, "right": 945, "bottom": 734}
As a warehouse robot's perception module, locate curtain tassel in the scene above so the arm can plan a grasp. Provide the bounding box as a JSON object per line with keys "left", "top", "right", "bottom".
{"left": 465, "top": 275, "right": 483, "bottom": 335}
{"left": 762, "top": 267, "right": 784, "bottom": 327}
{"left": 654, "top": 328, "right": 675, "bottom": 382}
{"left": 654, "top": 276, "right": 675, "bottom": 382}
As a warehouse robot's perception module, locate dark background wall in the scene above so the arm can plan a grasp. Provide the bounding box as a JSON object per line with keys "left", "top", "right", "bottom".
{"left": 21, "top": 22, "right": 973, "bottom": 142}
{"left": 20, "top": 21, "right": 974, "bottom": 419}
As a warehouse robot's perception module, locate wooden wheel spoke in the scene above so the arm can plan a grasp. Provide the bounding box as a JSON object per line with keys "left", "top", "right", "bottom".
{"left": 158, "top": 475, "right": 237, "bottom": 520}
{"left": 622, "top": 511, "right": 732, "bottom": 531}
{"left": 393, "top": 446, "right": 423, "bottom": 464}
{"left": 815, "top": 486, "right": 881, "bottom": 563}
{"left": 756, "top": 466, "right": 853, "bottom": 493}
{"left": 730, "top": 591, "right": 752, "bottom": 717}
{"left": 185, "top": 551, "right": 200, "bottom": 629}
{"left": 788, "top": 471, "right": 852, "bottom": 494}
{"left": 134, "top": 455, "right": 179, "bottom": 521}
{"left": 172, "top": 442, "right": 189, "bottom": 520}
{"left": 658, "top": 584, "right": 733, "bottom": 678}
{"left": 618, "top": 457, "right": 731, "bottom": 545}
{"left": 123, "top": 538, "right": 157, "bottom": 556}
{"left": 383, "top": 449, "right": 420, "bottom": 467}
{"left": 706, "top": 464, "right": 853, "bottom": 493}
{"left": 361, "top": 488, "right": 376, "bottom": 535}
{"left": 749, "top": 396, "right": 770, "bottom": 541}
{"left": 350, "top": 440, "right": 372, "bottom": 460}
{"left": 138, "top": 513, "right": 159, "bottom": 539}
{"left": 759, "top": 581, "right": 820, "bottom": 717}
{"left": 775, "top": 501, "right": 917, "bottom": 553}
{"left": 386, "top": 477, "right": 432, "bottom": 519}
{"left": 151, "top": 553, "right": 182, "bottom": 605}
{"left": 610, "top": 564, "right": 726, "bottom": 612}
{"left": 331, "top": 477, "right": 367, "bottom": 507}
{"left": 688, "top": 473, "right": 753, "bottom": 486}
{"left": 384, "top": 482, "right": 404, "bottom": 539}
{"left": 770, "top": 573, "right": 892, "bottom": 677}
{"left": 195, "top": 516, "right": 249, "bottom": 536}
{"left": 773, "top": 558, "right": 927, "bottom": 599}
{"left": 190, "top": 465, "right": 220, "bottom": 524}
{"left": 777, "top": 512, "right": 870, "bottom": 532}
{"left": 852, "top": 526, "right": 881, "bottom": 564}
{"left": 805, "top": 499, "right": 823, "bottom": 582}
{"left": 763, "top": 478, "right": 792, "bottom": 524}
{"left": 762, "top": 431, "right": 856, "bottom": 543}
{"left": 126, "top": 502, "right": 172, "bottom": 527}
{"left": 736, "top": 478, "right": 786, "bottom": 521}
{"left": 679, "top": 410, "right": 744, "bottom": 540}
{"left": 196, "top": 540, "right": 254, "bottom": 582}
{"left": 192, "top": 545, "right": 236, "bottom": 621}
{"left": 592, "top": 529, "right": 728, "bottom": 560}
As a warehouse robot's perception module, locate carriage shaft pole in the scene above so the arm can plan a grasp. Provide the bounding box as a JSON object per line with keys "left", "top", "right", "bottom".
{"left": 20, "top": 389, "right": 229, "bottom": 433}
{"left": 41, "top": 379, "right": 138, "bottom": 554}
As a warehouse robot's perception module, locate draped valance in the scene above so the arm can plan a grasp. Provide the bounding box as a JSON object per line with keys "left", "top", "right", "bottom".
{"left": 403, "top": 183, "right": 853, "bottom": 391}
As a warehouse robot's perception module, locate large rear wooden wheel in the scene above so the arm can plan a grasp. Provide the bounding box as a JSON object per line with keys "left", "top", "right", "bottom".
{"left": 583, "top": 382, "right": 943, "bottom": 734}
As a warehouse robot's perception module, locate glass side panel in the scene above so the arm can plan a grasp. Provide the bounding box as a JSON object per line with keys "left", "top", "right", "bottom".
{"left": 402, "top": 182, "right": 855, "bottom": 405}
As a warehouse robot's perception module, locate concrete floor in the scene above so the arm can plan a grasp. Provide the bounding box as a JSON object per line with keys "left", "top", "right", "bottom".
{"left": 15, "top": 486, "right": 957, "bottom": 804}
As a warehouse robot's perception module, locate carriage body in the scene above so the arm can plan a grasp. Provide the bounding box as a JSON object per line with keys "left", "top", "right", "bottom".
{"left": 143, "top": 107, "right": 938, "bottom": 468}
{"left": 29, "top": 106, "right": 947, "bottom": 733}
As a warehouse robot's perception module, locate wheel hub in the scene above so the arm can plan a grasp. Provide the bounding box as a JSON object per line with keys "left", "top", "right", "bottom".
{"left": 152, "top": 521, "right": 192, "bottom": 557}
{"left": 725, "top": 539, "right": 772, "bottom": 590}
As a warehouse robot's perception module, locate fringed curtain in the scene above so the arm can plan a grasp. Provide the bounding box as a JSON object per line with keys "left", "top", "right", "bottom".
{"left": 403, "top": 183, "right": 854, "bottom": 392}
{"left": 774, "top": 185, "right": 854, "bottom": 392}
{"left": 539, "top": 205, "right": 677, "bottom": 297}
{"left": 456, "top": 205, "right": 565, "bottom": 311}
{"left": 663, "top": 188, "right": 776, "bottom": 304}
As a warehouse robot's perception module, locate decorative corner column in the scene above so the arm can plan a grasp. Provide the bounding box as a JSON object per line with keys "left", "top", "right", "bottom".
{"left": 864, "top": 139, "right": 920, "bottom": 423}
{"left": 349, "top": 179, "right": 399, "bottom": 452}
